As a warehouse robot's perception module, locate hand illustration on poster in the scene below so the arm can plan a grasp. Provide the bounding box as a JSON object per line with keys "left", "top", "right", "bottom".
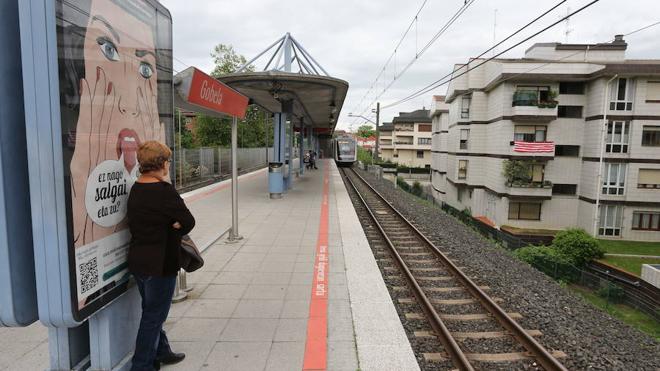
{"left": 58, "top": 0, "right": 172, "bottom": 313}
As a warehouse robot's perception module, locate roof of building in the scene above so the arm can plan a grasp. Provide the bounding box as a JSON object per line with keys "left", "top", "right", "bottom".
{"left": 392, "top": 109, "right": 432, "bottom": 123}
{"left": 380, "top": 122, "right": 394, "bottom": 131}
{"left": 525, "top": 35, "right": 628, "bottom": 54}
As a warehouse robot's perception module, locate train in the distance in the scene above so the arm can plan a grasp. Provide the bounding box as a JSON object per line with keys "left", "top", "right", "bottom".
{"left": 333, "top": 136, "right": 357, "bottom": 167}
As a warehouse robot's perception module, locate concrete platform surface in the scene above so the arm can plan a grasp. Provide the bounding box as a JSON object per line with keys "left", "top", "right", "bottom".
{"left": 0, "top": 160, "right": 418, "bottom": 371}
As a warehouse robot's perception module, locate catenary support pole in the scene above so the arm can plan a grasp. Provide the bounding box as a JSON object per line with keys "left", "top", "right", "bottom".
{"left": 228, "top": 116, "right": 243, "bottom": 242}
{"left": 375, "top": 102, "right": 380, "bottom": 161}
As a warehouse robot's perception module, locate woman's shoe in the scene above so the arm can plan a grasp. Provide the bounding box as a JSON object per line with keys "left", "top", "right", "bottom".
{"left": 156, "top": 352, "right": 185, "bottom": 365}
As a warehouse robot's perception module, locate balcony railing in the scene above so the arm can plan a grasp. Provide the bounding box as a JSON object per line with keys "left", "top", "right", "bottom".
{"left": 512, "top": 91, "right": 558, "bottom": 108}
{"left": 394, "top": 141, "right": 414, "bottom": 145}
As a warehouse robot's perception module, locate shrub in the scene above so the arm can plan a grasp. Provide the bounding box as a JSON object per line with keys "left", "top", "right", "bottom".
{"left": 515, "top": 245, "right": 577, "bottom": 282}
{"left": 515, "top": 245, "right": 568, "bottom": 266}
{"left": 411, "top": 181, "right": 423, "bottom": 196}
{"left": 396, "top": 176, "right": 410, "bottom": 192}
{"left": 552, "top": 228, "right": 604, "bottom": 267}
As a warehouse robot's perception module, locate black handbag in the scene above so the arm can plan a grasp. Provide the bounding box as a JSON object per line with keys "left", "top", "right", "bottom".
{"left": 180, "top": 234, "right": 204, "bottom": 272}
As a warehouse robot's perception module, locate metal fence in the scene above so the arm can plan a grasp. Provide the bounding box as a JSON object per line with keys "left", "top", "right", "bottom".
{"left": 174, "top": 147, "right": 275, "bottom": 192}
{"left": 382, "top": 172, "right": 660, "bottom": 320}
{"left": 530, "top": 255, "right": 660, "bottom": 321}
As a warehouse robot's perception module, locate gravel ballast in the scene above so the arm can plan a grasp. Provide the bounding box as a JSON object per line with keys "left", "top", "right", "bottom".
{"left": 354, "top": 168, "right": 659, "bottom": 371}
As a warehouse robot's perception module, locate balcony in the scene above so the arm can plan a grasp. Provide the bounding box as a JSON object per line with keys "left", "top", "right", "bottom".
{"left": 509, "top": 141, "right": 555, "bottom": 157}
{"left": 511, "top": 91, "right": 557, "bottom": 123}
{"left": 506, "top": 182, "right": 553, "bottom": 198}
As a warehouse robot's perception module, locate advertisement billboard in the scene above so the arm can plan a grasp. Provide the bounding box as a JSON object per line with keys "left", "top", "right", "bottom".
{"left": 19, "top": 0, "right": 173, "bottom": 325}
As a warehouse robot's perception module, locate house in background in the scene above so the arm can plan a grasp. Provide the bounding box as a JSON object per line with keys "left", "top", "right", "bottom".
{"left": 379, "top": 109, "right": 433, "bottom": 168}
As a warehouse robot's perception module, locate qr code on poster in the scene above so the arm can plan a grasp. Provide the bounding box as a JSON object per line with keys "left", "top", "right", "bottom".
{"left": 79, "top": 258, "right": 99, "bottom": 294}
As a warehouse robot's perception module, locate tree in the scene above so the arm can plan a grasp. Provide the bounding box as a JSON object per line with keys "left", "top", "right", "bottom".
{"left": 191, "top": 44, "right": 272, "bottom": 148}
{"left": 356, "top": 124, "right": 375, "bottom": 138}
{"left": 210, "top": 44, "right": 254, "bottom": 78}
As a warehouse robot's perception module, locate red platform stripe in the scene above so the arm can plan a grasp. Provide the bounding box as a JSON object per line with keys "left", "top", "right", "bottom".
{"left": 303, "top": 161, "right": 330, "bottom": 371}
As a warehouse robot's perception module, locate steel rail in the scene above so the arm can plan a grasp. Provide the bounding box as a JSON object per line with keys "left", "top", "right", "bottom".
{"left": 345, "top": 168, "right": 568, "bottom": 371}
{"left": 341, "top": 169, "right": 473, "bottom": 370}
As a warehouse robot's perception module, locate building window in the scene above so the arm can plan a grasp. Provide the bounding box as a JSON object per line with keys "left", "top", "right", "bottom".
{"left": 461, "top": 96, "right": 471, "bottom": 119}
{"left": 632, "top": 212, "right": 660, "bottom": 231}
{"left": 638, "top": 169, "right": 660, "bottom": 189}
{"left": 514, "top": 125, "right": 546, "bottom": 142}
{"left": 609, "top": 78, "right": 635, "bottom": 111}
{"left": 645, "top": 81, "right": 660, "bottom": 103}
{"left": 508, "top": 202, "right": 541, "bottom": 220}
{"left": 513, "top": 85, "right": 551, "bottom": 106}
{"left": 418, "top": 124, "right": 432, "bottom": 132}
{"left": 555, "top": 145, "right": 580, "bottom": 157}
{"left": 393, "top": 153, "right": 399, "bottom": 158}
{"left": 599, "top": 205, "right": 623, "bottom": 236}
{"left": 558, "top": 105, "right": 583, "bottom": 118}
{"left": 457, "top": 187, "right": 463, "bottom": 202}
{"left": 530, "top": 164, "right": 544, "bottom": 183}
{"left": 552, "top": 184, "right": 577, "bottom": 195}
{"left": 418, "top": 138, "right": 432, "bottom": 145}
{"left": 417, "top": 150, "right": 424, "bottom": 158}
{"left": 602, "top": 163, "right": 627, "bottom": 195}
{"left": 458, "top": 160, "right": 468, "bottom": 180}
{"left": 459, "top": 129, "right": 470, "bottom": 150}
{"left": 559, "top": 82, "right": 585, "bottom": 94}
{"left": 606, "top": 121, "right": 630, "bottom": 153}
{"left": 642, "top": 126, "right": 660, "bottom": 146}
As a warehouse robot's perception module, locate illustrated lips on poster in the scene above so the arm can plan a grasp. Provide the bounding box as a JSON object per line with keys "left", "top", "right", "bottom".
{"left": 116, "top": 128, "right": 141, "bottom": 173}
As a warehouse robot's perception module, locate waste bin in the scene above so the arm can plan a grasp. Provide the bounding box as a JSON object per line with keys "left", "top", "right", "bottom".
{"left": 268, "top": 162, "right": 284, "bottom": 199}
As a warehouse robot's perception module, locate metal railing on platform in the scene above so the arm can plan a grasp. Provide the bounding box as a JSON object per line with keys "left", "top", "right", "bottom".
{"left": 174, "top": 147, "right": 274, "bottom": 192}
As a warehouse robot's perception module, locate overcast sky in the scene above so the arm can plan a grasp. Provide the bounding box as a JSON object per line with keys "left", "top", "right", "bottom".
{"left": 161, "top": 0, "right": 659, "bottom": 131}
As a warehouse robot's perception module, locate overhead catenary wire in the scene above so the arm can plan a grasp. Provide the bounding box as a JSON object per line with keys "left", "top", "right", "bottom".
{"left": 347, "top": 0, "right": 431, "bottom": 122}
{"left": 355, "top": 0, "right": 477, "bottom": 119}
{"left": 351, "top": 0, "right": 477, "bottom": 124}
{"left": 383, "top": 0, "right": 600, "bottom": 109}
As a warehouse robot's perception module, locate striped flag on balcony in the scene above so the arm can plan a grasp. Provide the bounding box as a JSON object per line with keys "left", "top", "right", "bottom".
{"left": 513, "top": 141, "right": 555, "bottom": 153}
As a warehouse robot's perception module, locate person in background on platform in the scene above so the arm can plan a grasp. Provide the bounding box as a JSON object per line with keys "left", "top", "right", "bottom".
{"left": 304, "top": 150, "right": 311, "bottom": 170}
{"left": 311, "top": 150, "right": 318, "bottom": 169}
{"left": 127, "top": 141, "right": 195, "bottom": 371}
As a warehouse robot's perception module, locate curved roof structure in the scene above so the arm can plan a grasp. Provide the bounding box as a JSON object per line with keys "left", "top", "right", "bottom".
{"left": 218, "top": 33, "right": 348, "bottom": 133}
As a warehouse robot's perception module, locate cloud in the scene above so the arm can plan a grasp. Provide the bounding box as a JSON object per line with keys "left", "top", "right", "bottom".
{"left": 161, "top": 0, "right": 660, "bottom": 130}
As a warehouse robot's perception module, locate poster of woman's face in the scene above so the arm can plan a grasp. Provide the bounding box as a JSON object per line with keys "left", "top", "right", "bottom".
{"left": 56, "top": 0, "right": 172, "bottom": 317}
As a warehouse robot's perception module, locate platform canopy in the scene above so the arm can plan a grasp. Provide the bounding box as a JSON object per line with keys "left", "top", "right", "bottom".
{"left": 218, "top": 33, "right": 349, "bottom": 134}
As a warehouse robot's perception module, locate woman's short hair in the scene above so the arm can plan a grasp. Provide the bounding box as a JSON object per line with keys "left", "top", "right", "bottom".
{"left": 137, "top": 141, "right": 172, "bottom": 174}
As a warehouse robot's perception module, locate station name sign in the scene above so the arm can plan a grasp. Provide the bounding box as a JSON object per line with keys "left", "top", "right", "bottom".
{"left": 185, "top": 68, "right": 249, "bottom": 119}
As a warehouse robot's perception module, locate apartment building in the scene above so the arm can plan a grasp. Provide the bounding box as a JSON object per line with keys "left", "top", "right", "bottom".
{"left": 431, "top": 35, "right": 660, "bottom": 242}
{"left": 379, "top": 109, "right": 433, "bottom": 168}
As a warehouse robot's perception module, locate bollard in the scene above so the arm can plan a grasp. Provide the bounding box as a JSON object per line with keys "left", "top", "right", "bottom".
{"left": 172, "top": 271, "right": 188, "bottom": 302}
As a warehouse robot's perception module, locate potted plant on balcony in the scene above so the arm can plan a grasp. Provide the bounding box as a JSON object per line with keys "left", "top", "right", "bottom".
{"left": 538, "top": 90, "right": 558, "bottom": 108}
{"left": 503, "top": 160, "right": 532, "bottom": 187}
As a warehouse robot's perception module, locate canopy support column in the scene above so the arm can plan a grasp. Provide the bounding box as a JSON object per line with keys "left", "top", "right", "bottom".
{"left": 299, "top": 120, "right": 305, "bottom": 176}
{"left": 228, "top": 116, "right": 243, "bottom": 242}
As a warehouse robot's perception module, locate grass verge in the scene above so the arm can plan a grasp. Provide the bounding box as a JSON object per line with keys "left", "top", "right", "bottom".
{"left": 598, "top": 239, "right": 660, "bottom": 256}
{"left": 569, "top": 284, "right": 660, "bottom": 341}
{"left": 598, "top": 256, "right": 660, "bottom": 276}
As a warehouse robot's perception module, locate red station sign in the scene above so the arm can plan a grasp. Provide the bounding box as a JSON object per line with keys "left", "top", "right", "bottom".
{"left": 185, "top": 68, "right": 249, "bottom": 119}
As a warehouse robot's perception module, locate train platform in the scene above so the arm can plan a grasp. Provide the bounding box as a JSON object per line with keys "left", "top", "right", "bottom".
{"left": 0, "top": 160, "right": 418, "bottom": 371}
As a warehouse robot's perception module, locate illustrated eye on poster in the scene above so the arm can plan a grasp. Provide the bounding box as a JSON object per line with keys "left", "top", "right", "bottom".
{"left": 56, "top": 0, "right": 173, "bottom": 320}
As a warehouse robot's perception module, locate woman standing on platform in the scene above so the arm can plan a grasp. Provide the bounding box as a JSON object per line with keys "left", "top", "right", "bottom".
{"left": 127, "top": 141, "right": 195, "bottom": 371}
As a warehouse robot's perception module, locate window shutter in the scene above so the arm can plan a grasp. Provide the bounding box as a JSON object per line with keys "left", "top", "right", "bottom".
{"left": 639, "top": 169, "right": 660, "bottom": 185}
{"left": 515, "top": 126, "right": 535, "bottom": 134}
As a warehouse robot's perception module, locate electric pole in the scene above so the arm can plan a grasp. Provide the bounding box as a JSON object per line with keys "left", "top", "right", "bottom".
{"left": 374, "top": 102, "right": 380, "bottom": 162}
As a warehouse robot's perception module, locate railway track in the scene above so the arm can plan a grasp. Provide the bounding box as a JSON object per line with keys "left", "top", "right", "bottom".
{"left": 341, "top": 167, "right": 567, "bottom": 371}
